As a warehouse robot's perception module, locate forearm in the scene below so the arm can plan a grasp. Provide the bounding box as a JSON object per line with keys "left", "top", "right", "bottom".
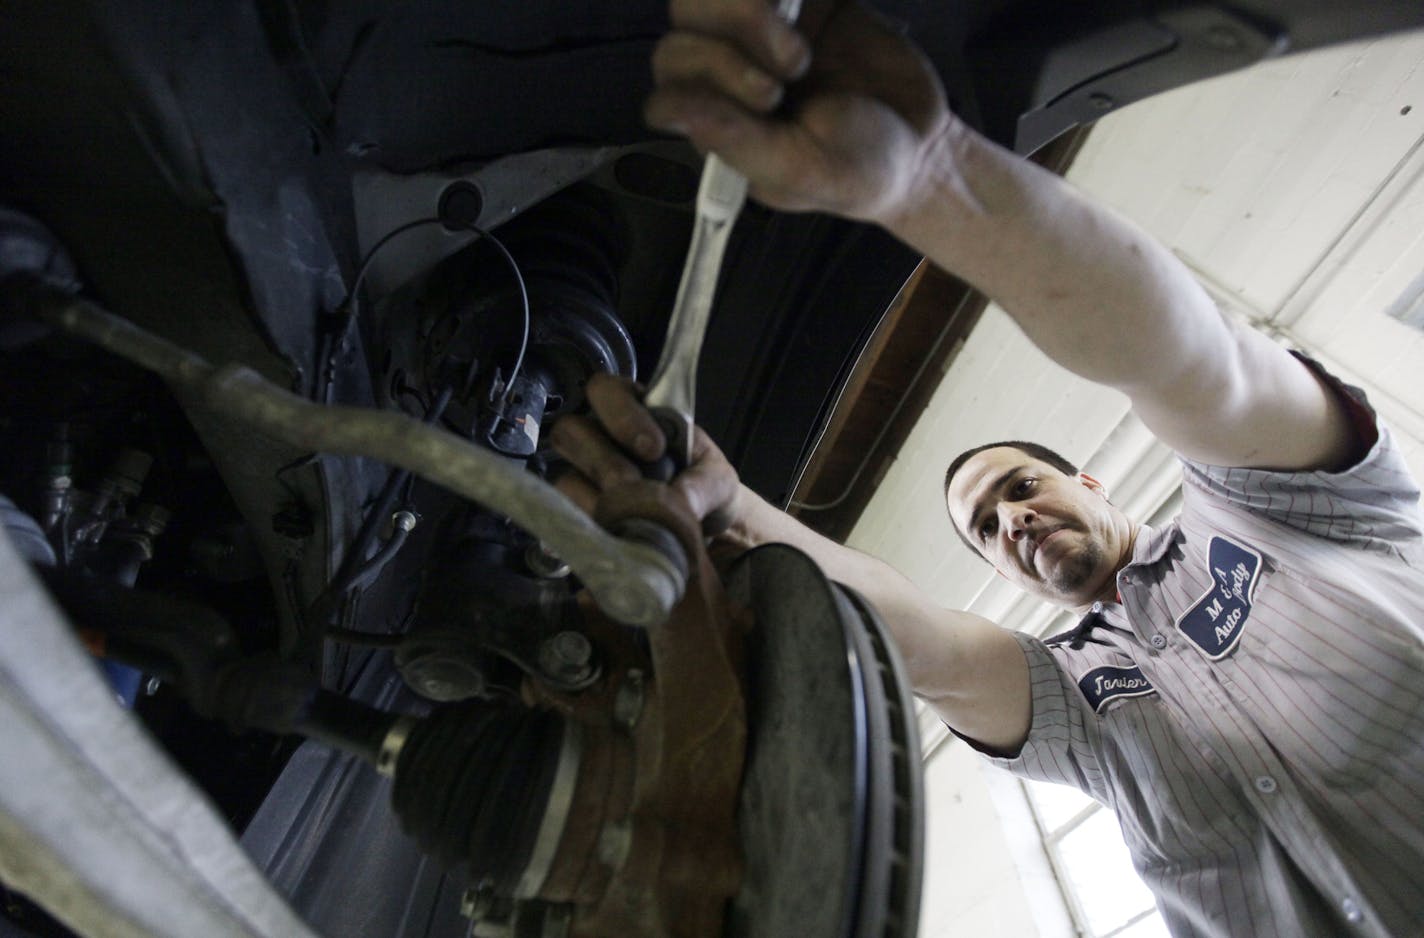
{"left": 719, "top": 484, "right": 928, "bottom": 603}
{"left": 720, "top": 485, "right": 1019, "bottom": 705}
{"left": 877, "top": 120, "right": 1361, "bottom": 469}
{"left": 883, "top": 119, "right": 1224, "bottom": 395}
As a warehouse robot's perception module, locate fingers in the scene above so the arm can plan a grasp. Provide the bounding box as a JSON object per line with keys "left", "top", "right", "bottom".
{"left": 551, "top": 374, "right": 744, "bottom": 536}
{"left": 583, "top": 374, "right": 665, "bottom": 462}
{"left": 669, "top": 0, "right": 810, "bottom": 81}
{"left": 648, "top": 0, "right": 812, "bottom": 158}
{"left": 652, "top": 33, "right": 786, "bottom": 114}
{"left": 548, "top": 412, "right": 643, "bottom": 493}
{"left": 646, "top": 0, "right": 951, "bottom": 222}
{"left": 675, "top": 426, "right": 742, "bottom": 535}
{"left": 646, "top": 84, "right": 826, "bottom": 212}
{"left": 553, "top": 467, "right": 600, "bottom": 517}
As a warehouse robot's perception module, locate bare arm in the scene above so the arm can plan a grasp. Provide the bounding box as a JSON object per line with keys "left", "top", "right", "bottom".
{"left": 728, "top": 485, "right": 1030, "bottom": 750}
{"left": 646, "top": 0, "right": 1361, "bottom": 472}
{"left": 885, "top": 126, "right": 1360, "bottom": 471}
{"left": 550, "top": 376, "right": 1031, "bottom": 751}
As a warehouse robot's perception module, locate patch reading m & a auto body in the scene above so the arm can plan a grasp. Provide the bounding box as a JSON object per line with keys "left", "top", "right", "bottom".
{"left": 1078, "top": 665, "right": 1156, "bottom": 712}
{"left": 1175, "top": 536, "right": 1263, "bottom": 660}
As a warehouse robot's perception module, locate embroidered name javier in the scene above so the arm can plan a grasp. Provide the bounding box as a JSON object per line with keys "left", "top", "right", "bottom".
{"left": 1078, "top": 665, "right": 1156, "bottom": 712}
{"left": 1174, "top": 535, "right": 1262, "bottom": 660}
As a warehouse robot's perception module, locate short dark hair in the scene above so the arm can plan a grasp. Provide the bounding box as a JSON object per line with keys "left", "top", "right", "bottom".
{"left": 943, "top": 441, "right": 1079, "bottom": 555}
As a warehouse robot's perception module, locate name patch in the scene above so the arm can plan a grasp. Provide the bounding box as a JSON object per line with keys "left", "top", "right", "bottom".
{"left": 1077, "top": 665, "right": 1156, "bottom": 712}
{"left": 1174, "top": 536, "right": 1262, "bottom": 660}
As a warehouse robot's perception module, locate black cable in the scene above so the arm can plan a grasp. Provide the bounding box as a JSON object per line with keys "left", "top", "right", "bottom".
{"left": 345, "top": 522, "right": 412, "bottom": 593}
{"left": 333, "top": 216, "right": 531, "bottom": 408}
{"left": 308, "top": 217, "right": 532, "bottom": 619}
{"left": 320, "top": 216, "right": 446, "bottom": 404}
{"left": 460, "top": 222, "right": 531, "bottom": 407}
{"left": 308, "top": 387, "right": 454, "bottom": 630}
{"left": 348, "top": 216, "right": 445, "bottom": 324}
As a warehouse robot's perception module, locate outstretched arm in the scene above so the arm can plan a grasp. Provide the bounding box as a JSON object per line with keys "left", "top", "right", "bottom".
{"left": 551, "top": 375, "right": 1031, "bottom": 752}
{"left": 646, "top": 0, "right": 1362, "bottom": 471}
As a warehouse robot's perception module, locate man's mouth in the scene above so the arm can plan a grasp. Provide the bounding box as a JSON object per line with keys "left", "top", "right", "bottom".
{"left": 1029, "top": 527, "right": 1069, "bottom": 566}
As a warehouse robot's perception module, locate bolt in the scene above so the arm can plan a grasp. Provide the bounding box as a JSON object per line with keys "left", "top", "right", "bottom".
{"left": 538, "top": 631, "right": 593, "bottom": 684}
{"left": 392, "top": 510, "right": 418, "bottom": 533}
{"left": 525, "top": 542, "right": 571, "bottom": 579}
{"left": 613, "top": 669, "right": 645, "bottom": 729}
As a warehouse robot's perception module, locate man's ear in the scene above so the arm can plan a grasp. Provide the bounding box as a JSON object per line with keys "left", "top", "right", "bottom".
{"left": 1077, "top": 472, "right": 1109, "bottom": 499}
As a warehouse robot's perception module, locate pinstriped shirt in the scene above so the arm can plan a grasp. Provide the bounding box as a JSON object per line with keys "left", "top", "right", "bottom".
{"left": 974, "top": 378, "right": 1424, "bottom": 937}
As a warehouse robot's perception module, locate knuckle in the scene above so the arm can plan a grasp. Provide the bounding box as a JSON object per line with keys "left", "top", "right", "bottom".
{"left": 649, "top": 36, "right": 684, "bottom": 81}
{"left": 547, "top": 416, "right": 578, "bottom": 451}
{"left": 590, "top": 447, "right": 639, "bottom": 487}
{"left": 607, "top": 407, "right": 647, "bottom": 440}
{"left": 584, "top": 371, "right": 632, "bottom": 409}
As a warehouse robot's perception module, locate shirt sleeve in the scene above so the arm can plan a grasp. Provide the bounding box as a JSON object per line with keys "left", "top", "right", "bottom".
{"left": 1178, "top": 355, "right": 1424, "bottom": 553}
{"left": 954, "top": 632, "right": 1109, "bottom": 800}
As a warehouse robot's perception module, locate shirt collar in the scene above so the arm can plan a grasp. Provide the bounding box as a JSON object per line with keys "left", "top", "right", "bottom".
{"left": 1129, "top": 520, "right": 1177, "bottom": 567}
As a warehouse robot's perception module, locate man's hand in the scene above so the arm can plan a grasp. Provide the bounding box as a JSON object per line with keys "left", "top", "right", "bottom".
{"left": 645, "top": 0, "right": 956, "bottom": 227}
{"left": 550, "top": 374, "right": 744, "bottom": 535}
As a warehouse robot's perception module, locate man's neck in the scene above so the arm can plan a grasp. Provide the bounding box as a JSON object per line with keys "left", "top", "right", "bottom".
{"left": 1075, "top": 521, "right": 1141, "bottom": 615}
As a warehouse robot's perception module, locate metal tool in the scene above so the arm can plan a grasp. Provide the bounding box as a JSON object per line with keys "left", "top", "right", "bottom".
{"left": 643, "top": 0, "right": 804, "bottom": 471}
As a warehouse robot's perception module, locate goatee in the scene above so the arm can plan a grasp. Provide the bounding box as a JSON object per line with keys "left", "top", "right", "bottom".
{"left": 1049, "top": 538, "right": 1103, "bottom": 595}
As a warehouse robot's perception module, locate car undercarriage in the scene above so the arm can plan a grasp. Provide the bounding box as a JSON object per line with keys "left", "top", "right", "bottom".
{"left": 3, "top": 3, "right": 1423, "bottom": 937}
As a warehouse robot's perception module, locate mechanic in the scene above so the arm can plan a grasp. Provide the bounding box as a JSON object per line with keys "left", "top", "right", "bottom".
{"left": 550, "top": 2, "right": 1424, "bottom": 936}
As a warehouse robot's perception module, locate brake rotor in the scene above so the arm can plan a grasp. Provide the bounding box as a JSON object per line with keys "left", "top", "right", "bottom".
{"left": 723, "top": 544, "right": 924, "bottom": 938}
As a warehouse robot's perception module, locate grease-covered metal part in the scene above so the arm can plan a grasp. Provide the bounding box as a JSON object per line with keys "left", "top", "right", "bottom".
{"left": 515, "top": 484, "right": 748, "bottom": 938}
{"left": 32, "top": 290, "right": 685, "bottom": 627}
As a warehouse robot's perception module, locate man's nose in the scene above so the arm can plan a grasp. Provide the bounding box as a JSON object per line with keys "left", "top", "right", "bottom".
{"left": 1002, "top": 504, "right": 1036, "bottom": 541}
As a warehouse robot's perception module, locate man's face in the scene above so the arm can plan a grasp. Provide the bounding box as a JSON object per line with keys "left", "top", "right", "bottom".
{"left": 946, "top": 447, "right": 1128, "bottom": 608}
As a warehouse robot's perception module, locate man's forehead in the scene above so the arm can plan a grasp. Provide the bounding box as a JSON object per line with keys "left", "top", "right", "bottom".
{"left": 947, "top": 447, "right": 1032, "bottom": 524}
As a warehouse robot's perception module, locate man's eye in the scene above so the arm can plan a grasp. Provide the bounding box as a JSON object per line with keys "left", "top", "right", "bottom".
{"left": 1013, "top": 477, "right": 1036, "bottom": 496}
{"left": 979, "top": 519, "right": 997, "bottom": 541}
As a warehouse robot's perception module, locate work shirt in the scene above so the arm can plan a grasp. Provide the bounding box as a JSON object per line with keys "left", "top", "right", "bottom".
{"left": 973, "top": 376, "right": 1424, "bottom": 937}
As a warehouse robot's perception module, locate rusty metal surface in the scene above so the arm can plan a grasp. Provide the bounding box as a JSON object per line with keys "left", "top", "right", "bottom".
{"left": 524, "top": 481, "right": 749, "bottom": 938}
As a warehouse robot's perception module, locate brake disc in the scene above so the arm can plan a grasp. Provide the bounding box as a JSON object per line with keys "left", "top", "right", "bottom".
{"left": 723, "top": 544, "right": 924, "bottom": 938}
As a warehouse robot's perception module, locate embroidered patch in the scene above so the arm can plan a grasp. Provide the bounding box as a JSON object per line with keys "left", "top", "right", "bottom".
{"left": 1077, "top": 665, "right": 1156, "bottom": 712}
{"left": 1174, "top": 536, "right": 1262, "bottom": 660}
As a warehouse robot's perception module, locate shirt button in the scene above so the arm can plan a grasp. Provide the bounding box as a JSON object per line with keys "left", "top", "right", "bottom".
{"left": 1254, "top": 775, "right": 1278, "bottom": 794}
{"left": 1090, "top": 601, "right": 1104, "bottom": 614}
{"left": 1150, "top": 635, "right": 1167, "bottom": 649}
{"left": 1341, "top": 897, "right": 1363, "bottom": 923}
